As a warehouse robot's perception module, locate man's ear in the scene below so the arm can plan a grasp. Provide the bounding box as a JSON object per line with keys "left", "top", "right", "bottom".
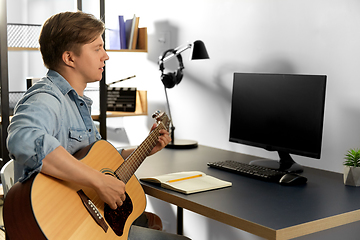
{"left": 62, "top": 51, "right": 75, "bottom": 67}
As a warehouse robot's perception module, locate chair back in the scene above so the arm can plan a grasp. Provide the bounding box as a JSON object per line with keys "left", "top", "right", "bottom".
{"left": 0, "top": 160, "right": 15, "bottom": 198}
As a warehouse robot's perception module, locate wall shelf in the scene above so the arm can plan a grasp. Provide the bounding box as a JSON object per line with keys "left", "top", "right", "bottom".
{"left": 8, "top": 47, "right": 147, "bottom": 52}
{"left": 7, "top": 24, "right": 148, "bottom": 53}
{"left": 8, "top": 47, "right": 38, "bottom": 51}
{"left": 7, "top": 23, "right": 41, "bottom": 49}
{"left": 92, "top": 90, "right": 147, "bottom": 120}
{"left": 106, "top": 49, "right": 147, "bottom": 53}
{"left": 106, "top": 27, "right": 148, "bottom": 53}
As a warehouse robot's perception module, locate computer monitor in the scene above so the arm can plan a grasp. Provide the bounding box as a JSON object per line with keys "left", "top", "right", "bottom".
{"left": 229, "top": 73, "right": 327, "bottom": 173}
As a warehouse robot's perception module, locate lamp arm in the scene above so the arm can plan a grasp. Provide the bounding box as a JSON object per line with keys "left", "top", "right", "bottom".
{"left": 162, "top": 43, "right": 192, "bottom": 62}
{"left": 174, "top": 43, "right": 192, "bottom": 55}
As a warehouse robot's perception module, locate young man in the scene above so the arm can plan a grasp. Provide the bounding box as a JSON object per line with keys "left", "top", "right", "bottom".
{"left": 7, "top": 11, "right": 190, "bottom": 240}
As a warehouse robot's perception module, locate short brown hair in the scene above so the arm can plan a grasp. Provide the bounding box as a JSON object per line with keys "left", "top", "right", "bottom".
{"left": 39, "top": 11, "right": 105, "bottom": 70}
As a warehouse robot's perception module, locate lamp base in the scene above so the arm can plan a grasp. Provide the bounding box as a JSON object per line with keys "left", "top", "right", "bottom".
{"left": 165, "top": 139, "right": 198, "bottom": 149}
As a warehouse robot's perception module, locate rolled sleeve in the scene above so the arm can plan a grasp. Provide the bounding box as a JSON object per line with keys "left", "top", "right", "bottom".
{"left": 7, "top": 91, "right": 62, "bottom": 182}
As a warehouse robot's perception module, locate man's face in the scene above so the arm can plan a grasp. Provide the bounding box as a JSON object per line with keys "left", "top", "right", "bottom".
{"left": 74, "top": 35, "right": 109, "bottom": 84}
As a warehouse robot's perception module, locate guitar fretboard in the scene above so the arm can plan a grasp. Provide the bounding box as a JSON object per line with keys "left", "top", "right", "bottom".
{"left": 115, "top": 122, "right": 167, "bottom": 183}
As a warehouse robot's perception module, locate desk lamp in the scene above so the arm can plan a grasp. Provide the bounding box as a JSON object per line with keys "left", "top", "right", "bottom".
{"left": 158, "top": 40, "right": 209, "bottom": 149}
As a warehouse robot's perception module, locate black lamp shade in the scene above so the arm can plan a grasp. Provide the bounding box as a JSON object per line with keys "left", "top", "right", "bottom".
{"left": 191, "top": 40, "right": 209, "bottom": 60}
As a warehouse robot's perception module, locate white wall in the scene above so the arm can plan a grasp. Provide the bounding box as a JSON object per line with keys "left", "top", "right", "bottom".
{"left": 104, "top": 1, "right": 360, "bottom": 239}
{"left": 7, "top": 0, "right": 360, "bottom": 239}
{"left": 103, "top": 0, "right": 360, "bottom": 176}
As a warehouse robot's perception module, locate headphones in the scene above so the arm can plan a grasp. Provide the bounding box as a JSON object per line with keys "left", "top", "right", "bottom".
{"left": 159, "top": 49, "right": 184, "bottom": 89}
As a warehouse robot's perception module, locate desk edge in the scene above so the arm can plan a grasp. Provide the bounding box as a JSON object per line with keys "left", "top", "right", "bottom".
{"left": 141, "top": 184, "right": 277, "bottom": 240}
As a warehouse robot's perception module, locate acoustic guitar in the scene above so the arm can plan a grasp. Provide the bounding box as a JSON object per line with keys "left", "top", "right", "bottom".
{"left": 3, "top": 111, "right": 170, "bottom": 240}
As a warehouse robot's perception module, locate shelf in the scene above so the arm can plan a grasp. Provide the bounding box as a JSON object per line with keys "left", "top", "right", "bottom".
{"left": 7, "top": 23, "right": 41, "bottom": 49}
{"left": 106, "top": 49, "right": 147, "bottom": 53}
{"left": 106, "top": 27, "right": 148, "bottom": 52}
{"left": 8, "top": 26, "right": 148, "bottom": 52}
{"left": 92, "top": 90, "right": 147, "bottom": 120}
{"left": 8, "top": 47, "right": 39, "bottom": 51}
{"left": 8, "top": 48, "right": 148, "bottom": 53}
{"left": 8, "top": 47, "right": 147, "bottom": 52}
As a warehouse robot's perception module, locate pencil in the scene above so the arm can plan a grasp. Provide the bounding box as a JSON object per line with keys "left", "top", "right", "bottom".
{"left": 167, "top": 174, "right": 203, "bottom": 183}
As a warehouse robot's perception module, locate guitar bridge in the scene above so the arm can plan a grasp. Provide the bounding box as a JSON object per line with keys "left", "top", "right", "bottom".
{"left": 77, "top": 190, "right": 109, "bottom": 232}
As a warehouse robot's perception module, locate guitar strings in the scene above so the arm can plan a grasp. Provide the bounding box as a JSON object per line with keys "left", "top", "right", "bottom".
{"left": 89, "top": 117, "right": 169, "bottom": 212}
{"left": 115, "top": 121, "right": 167, "bottom": 183}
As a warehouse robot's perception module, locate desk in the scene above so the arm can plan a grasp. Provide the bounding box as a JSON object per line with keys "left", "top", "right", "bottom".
{"left": 135, "top": 145, "right": 360, "bottom": 240}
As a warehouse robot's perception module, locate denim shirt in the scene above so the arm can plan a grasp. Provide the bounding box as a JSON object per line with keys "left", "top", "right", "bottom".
{"left": 7, "top": 70, "right": 102, "bottom": 182}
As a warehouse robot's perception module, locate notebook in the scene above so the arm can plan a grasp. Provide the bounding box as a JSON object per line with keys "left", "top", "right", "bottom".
{"left": 140, "top": 171, "right": 232, "bottom": 194}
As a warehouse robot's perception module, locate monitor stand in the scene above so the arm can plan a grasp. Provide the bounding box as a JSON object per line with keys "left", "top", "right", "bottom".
{"left": 249, "top": 151, "right": 303, "bottom": 173}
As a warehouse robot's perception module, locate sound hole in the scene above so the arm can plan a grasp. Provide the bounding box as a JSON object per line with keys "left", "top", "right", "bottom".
{"left": 104, "top": 192, "right": 133, "bottom": 236}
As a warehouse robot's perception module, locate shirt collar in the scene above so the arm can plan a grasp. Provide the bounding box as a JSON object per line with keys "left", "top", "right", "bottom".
{"left": 46, "top": 70, "right": 93, "bottom": 107}
{"left": 46, "top": 70, "right": 74, "bottom": 96}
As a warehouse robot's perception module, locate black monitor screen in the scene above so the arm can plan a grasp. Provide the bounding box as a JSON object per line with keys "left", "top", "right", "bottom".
{"left": 229, "top": 73, "right": 326, "bottom": 172}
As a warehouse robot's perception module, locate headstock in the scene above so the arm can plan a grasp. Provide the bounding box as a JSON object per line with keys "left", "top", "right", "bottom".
{"left": 152, "top": 110, "right": 170, "bottom": 131}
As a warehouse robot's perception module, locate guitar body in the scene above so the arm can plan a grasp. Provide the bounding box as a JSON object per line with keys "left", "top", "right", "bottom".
{"left": 4, "top": 140, "right": 146, "bottom": 240}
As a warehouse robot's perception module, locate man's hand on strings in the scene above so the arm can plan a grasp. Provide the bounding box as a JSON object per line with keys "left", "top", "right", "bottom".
{"left": 149, "top": 123, "right": 171, "bottom": 155}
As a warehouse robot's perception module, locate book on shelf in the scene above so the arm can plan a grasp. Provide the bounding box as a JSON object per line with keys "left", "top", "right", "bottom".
{"left": 140, "top": 171, "right": 232, "bottom": 194}
{"left": 126, "top": 15, "right": 136, "bottom": 49}
{"left": 118, "top": 15, "right": 127, "bottom": 49}
{"left": 108, "top": 14, "right": 146, "bottom": 51}
{"left": 130, "top": 17, "right": 140, "bottom": 49}
{"left": 124, "top": 18, "right": 132, "bottom": 49}
{"left": 137, "top": 27, "right": 147, "bottom": 50}
{"left": 108, "top": 28, "right": 120, "bottom": 50}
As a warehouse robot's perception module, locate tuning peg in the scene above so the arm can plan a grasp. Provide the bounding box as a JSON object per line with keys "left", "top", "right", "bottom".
{"left": 152, "top": 110, "right": 161, "bottom": 118}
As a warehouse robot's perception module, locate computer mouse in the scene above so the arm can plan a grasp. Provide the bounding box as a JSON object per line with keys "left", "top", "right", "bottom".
{"left": 279, "top": 173, "right": 307, "bottom": 186}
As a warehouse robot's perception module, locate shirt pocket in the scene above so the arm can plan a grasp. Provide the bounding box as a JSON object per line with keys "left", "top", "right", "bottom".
{"left": 68, "top": 128, "right": 90, "bottom": 154}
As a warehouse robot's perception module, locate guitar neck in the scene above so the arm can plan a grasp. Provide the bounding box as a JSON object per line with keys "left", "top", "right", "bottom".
{"left": 114, "top": 122, "right": 167, "bottom": 183}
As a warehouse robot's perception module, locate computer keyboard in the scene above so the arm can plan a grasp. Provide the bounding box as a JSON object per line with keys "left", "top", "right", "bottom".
{"left": 207, "top": 160, "right": 303, "bottom": 184}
